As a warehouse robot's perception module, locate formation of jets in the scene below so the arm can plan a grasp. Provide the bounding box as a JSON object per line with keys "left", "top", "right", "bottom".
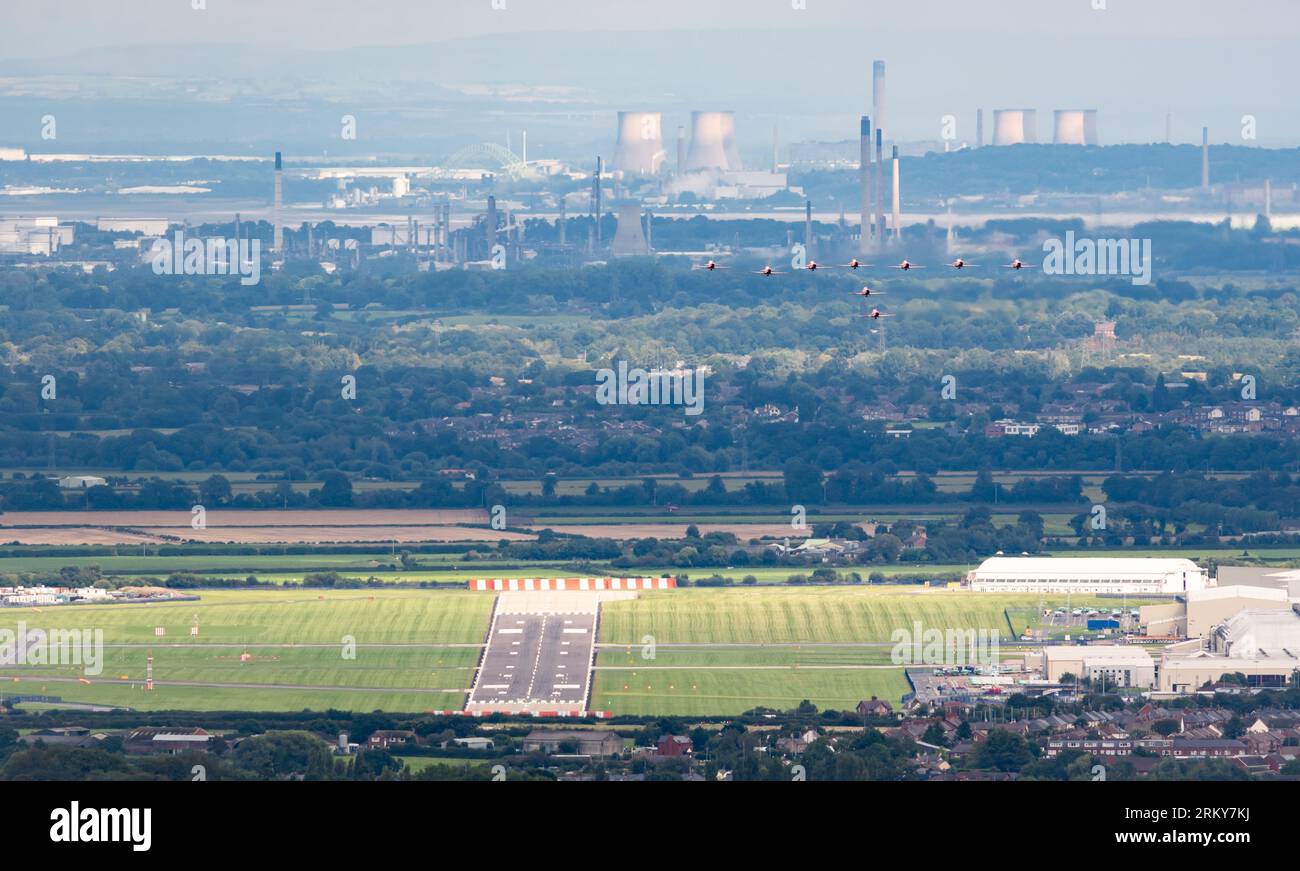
{"left": 705, "top": 256, "right": 1036, "bottom": 274}
{"left": 695, "top": 254, "right": 1037, "bottom": 324}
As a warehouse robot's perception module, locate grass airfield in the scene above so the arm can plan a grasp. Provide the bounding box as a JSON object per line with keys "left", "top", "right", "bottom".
{"left": 0, "top": 585, "right": 1152, "bottom": 715}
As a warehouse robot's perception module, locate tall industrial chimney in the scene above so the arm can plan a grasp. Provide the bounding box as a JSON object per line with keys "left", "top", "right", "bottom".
{"left": 1201, "top": 127, "right": 1210, "bottom": 191}
{"left": 559, "top": 197, "right": 567, "bottom": 248}
{"left": 442, "top": 202, "right": 451, "bottom": 261}
{"left": 859, "top": 116, "right": 872, "bottom": 255}
{"left": 272, "top": 151, "right": 283, "bottom": 253}
{"left": 871, "top": 60, "right": 885, "bottom": 246}
{"left": 804, "top": 199, "right": 813, "bottom": 258}
{"left": 772, "top": 124, "right": 779, "bottom": 174}
{"left": 485, "top": 196, "right": 497, "bottom": 251}
{"left": 676, "top": 126, "right": 686, "bottom": 174}
{"left": 595, "top": 156, "right": 603, "bottom": 247}
{"left": 872, "top": 61, "right": 886, "bottom": 144}
{"left": 874, "top": 127, "right": 884, "bottom": 251}
{"left": 891, "top": 145, "right": 901, "bottom": 242}
{"left": 976, "top": 108, "right": 984, "bottom": 149}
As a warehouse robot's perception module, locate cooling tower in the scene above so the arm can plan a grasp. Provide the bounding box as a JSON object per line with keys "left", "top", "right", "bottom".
{"left": 1053, "top": 109, "right": 1098, "bottom": 145}
{"left": 612, "top": 111, "right": 667, "bottom": 175}
{"left": 1084, "top": 110, "right": 1098, "bottom": 146}
{"left": 992, "top": 109, "right": 1037, "bottom": 145}
{"left": 721, "top": 112, "right": 743, "bottom": 170}
{"left": 686, "top": 111, "right": 740, "bottom": 171}
{"left": 611, "top": 204, "right": 649, "bottom": 256}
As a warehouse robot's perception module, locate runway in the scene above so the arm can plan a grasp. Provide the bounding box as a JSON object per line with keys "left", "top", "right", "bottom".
{"left": 464, "top": 592, "right": 620, "bottom": 714}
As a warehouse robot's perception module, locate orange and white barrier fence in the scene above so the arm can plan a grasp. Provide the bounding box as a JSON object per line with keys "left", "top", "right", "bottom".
{"left": 430, "top": 710, "right": 613, "bottom": 718}
{"left": 468, "top": 577, "right": 676, "bottom": 592}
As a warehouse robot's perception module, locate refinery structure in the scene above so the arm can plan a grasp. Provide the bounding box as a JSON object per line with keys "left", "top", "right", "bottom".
{"left": 7, "top": 51, "right": 1278, "bottom": 276}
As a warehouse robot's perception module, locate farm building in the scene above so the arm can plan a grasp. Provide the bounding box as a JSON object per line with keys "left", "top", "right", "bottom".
{"left": 967, "top": 557, "right": 1208, "bottom": 594}
{"left": 56, "top": 475, "right": 107, "bottom": 489}
{"left": 122, "top": 727, "right": 213, "bottom": 754}
{"left": 368, "top": 730, "right": 419, "bottom": 750}
{"left": 522, "top": 730, "right": 623, "bottom": 757}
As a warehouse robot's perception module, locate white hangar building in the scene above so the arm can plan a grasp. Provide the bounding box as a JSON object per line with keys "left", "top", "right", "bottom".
{"left": 967, "top": 557, "right": 1208, "bottom": 595}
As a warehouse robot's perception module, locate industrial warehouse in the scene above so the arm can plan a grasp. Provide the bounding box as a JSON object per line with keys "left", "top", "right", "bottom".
{"left": 972, "top": 556, "right": 1300, "bottom": 698}
{"left": 966, "top": 556, "right": 1209, "bottom": 594}
{"left": 1158, "top": 609, "right": 1300, "bottom": 694}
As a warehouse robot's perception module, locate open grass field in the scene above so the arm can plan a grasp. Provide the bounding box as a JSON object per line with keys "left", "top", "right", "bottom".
{"left": 3, "top": 682, "right": 469, "bottom": 713}
{"left": 591, "top": 666, "right": 908, "bottom": 716}
{"left": 0, "top": 588, "right": 493, "bottom": 644}
{"left": 596, "top": 586, "right": 1154, "bottom": 645}
{"left": 588, "top": 585, "right": 1168, "bottom": 714}
{"left": 7, "top": 645, "right": 479, "bottom": 690}
{"left": 0, "top": 588, "right": 493, "bottom": 712}
{"left": 397, "top": 756, "right": 484, "bottom": 773}
{"left": 0, "top": 563, "right": 1234, "bottom": 716}
{"left": 0, "top": 508, "right": 533, "bottom": 546}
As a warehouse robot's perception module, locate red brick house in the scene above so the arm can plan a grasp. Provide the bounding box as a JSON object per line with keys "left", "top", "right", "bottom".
{"left": 655, "top": 735, "right": 693, "bottom": 758}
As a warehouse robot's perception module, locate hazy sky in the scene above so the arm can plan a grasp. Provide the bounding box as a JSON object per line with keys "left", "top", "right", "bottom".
{"left": 3, "top": 0, "right": 1299, "bottom": 145}
{"left": 6, "top": 0, "right": 1298, "bottom": 52}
